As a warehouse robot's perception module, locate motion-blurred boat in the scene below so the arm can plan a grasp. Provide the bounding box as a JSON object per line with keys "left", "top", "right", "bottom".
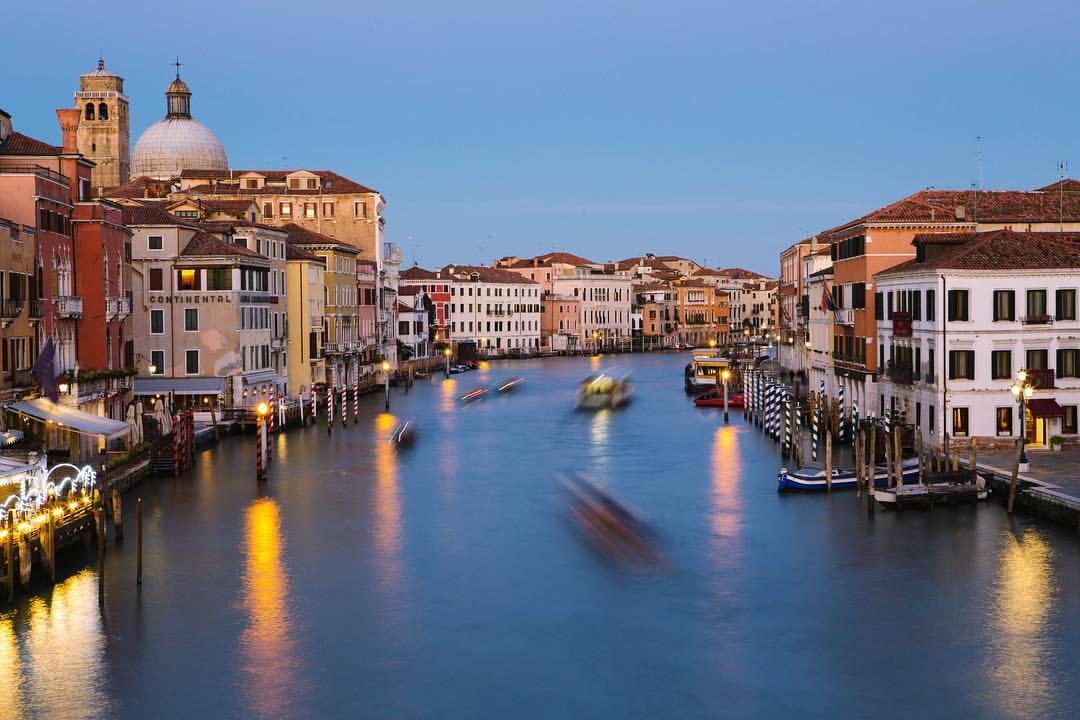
{"left": 561, "top": 472, "right": 660, "bottom": 565}
{"left": 777, "top": 457, "right": 920, "bottom": 492}
{"left": 389, "top": 418, "right": 416, "bottom": 446}
{"left": 460, "top": 386, "right": 489, "bottom": 402}
{"left": 575, "top": 374, "right": 632, "bottom": 409}
{"left": 496, "top": 377, "right": 524, "bottom": 393}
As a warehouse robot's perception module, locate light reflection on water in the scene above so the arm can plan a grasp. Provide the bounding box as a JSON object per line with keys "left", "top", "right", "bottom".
{"left": 241, "top": 497, "right": 302, "bottom": 719}
{"left": 373, "top": 412, "right": 404, "bottom": 592}
{"left": 990, "top": 528, "right": 1057, "bottom": 718}
{"left": 709, "top": 425, "right": 743, "bottom": 563}
{"left": 0, "top": 571, "right": 110, "bottom": 720}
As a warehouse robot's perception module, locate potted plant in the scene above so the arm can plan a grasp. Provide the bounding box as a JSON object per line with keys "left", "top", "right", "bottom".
{"left": 1050, "top": 435, "right": 1065, "bottom": 452}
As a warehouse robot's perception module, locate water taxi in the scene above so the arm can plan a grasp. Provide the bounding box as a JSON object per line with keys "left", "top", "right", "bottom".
{"left": 561, "top": 471, "right": 661, "bottom": 565}
{"left": 496, "top": 377, "right": 525, "bottom": 393}
{"left": 460, "top": 386, "right": 489, "bottom": 402}
{"left": 693, "top": 391, "right": 744, "bottom": 409}
{"left": 684, "top": 351, "right": 734, "bottom": 394}
{"left": 389, "top": 418, "right": 417, "bottom": 446}
{"left": 576, "top": 374, "right": 633, "bottom": 409}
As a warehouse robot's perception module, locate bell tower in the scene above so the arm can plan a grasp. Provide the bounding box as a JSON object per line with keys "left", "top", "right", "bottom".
{"left": 74, "top": 57, "right": 130, "bottom": 191}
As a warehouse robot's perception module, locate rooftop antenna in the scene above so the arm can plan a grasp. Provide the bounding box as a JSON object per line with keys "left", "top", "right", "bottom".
{"left": 1058, "top": 161, "right": 1069, "bottom": 232}
{"left": 407, "top": 235, "right": 418, "bottom": 266}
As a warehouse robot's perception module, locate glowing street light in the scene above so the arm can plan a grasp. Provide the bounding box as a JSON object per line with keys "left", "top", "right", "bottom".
{"left": 720, "top": 368, "right": 731, "bottom": 423}
{"left": 382, "top": 360, "right": 392, "bottom": 411}
{"left": 443, "top": 347, "right": 452, "bottom": 377}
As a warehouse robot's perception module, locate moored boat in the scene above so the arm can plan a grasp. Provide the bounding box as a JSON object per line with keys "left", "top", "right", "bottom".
{"left": 693, "top": 391, "right": 744, "bottom": 408}
{"left": 684, "top": 352, "right": 736, "bottom": 394}
{"left": 576, "top": 374, "right": 633, "bottom": 409}
{"left": 872, "top": 470, "right": 988, "bottom": 508}
{"left": 777, "top": 458, "right": 920, "bottom": 492}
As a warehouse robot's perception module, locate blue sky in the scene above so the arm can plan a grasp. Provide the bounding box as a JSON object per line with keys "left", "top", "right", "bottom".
{"left": 5, "top": 1, "right": 1080, "bottom": 273}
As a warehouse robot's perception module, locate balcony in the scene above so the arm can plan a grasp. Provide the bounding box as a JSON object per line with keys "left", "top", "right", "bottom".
{"left": 28, "top": 299, "right": 42, "bottom": 321}
{"left": 106, "top": 296, "right": 132, "bottom": 320}
{"left": 1028, "top": 368, "right": 1055, "bottom": 389}
{"left": 1022, "top": 314, "right": 1052, "bottom": 325}
{"left": 834, "top": 308, "right": 855, "bottom": 326}
{"left": 886, "top": 366, "right": 914, "bottom": 385}
{"left": 270, "top": 337, "right": 286, "bottom": 350}
{"left": 1, "top": 299, "right": 25, "bottom": 322}
{"left": 56, "top": 296, "right": 83, "bottom": 318}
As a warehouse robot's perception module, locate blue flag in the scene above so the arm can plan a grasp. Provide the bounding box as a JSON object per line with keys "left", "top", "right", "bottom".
{"left": 32, "top": 337, "right": 58, "bottom": 402}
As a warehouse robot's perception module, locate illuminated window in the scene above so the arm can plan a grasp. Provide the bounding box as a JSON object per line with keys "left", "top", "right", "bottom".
{"left": 178, "top": 269, "right": 200, "bottom": 291}
{"left": 996, "top": 407, "right": 1013, "bottom": 436}
{"left": 280, "top": 202, "right": 292, "bottom": 217}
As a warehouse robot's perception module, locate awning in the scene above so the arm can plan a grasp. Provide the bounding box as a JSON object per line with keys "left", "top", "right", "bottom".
{"left": 1027, "top": 398, "right": 1066, "bottom": 418}
{"left": 134, "top": 377, "right": 226, "bottom": 396}
{"left": 7, "top": 398, "right": 130, "bottom": 439}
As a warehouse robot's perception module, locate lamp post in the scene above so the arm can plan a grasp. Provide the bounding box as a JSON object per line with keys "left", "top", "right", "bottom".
{"left": 444, "top": 347, "right": 452, "bottom": 378}
{"left": 1011, "top": 369, "right": 1035, "bottom": 473}
{"left": 721, "top": 368, "right": 731, "bottom": 423}
{"left": 255, "top": 402, "right": 269, "bottom": 482}
{"left": 592, "top": 330, "right": 600, "bottom": 355}
{"left": 382, "top": 360, "right": 391, "bottom": 411}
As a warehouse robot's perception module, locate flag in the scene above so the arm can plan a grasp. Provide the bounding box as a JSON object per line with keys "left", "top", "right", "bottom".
{"left": 32, "top": 337, "right": 59, "bottom": 402}
{"left": 821, "top": 280, "right": 838, "bottom": 313}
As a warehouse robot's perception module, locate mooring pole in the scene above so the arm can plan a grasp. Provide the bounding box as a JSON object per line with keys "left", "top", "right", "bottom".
{"left": 136, "top": 498, "right": 143, "bottom": 586}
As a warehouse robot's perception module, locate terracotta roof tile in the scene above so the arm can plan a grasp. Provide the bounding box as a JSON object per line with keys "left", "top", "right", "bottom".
{"left": 280, "top": 222, "right": 359, "bottom": 253}
{"left": 877, "top": 230, "right": 1080, "bottom": 276}
{"left": 0, "top": 131, "right": 62, "bottom": 156}
{"left": 179, "top": 168, "right": 379, "bottom": 195}
{"left": 181, "top": 231, "right": 262, "bottom": 258}
{"left": 438, "top": 264, "right": 538, "bottom": 284}
{"left": 400, "top": 266, "right": 436, "bottom": 280}
{"left": 122, "top": 204, "right": 198, "bottom": 228}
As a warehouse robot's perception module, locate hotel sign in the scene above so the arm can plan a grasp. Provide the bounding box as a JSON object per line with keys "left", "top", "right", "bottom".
{"left": 148, "top": 294, "right": 233, "bottom": 304}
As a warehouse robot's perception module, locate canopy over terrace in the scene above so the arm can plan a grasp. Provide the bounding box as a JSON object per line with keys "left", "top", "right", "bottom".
{"left": 6, "top": 397, "right": 130, "bottom": 446}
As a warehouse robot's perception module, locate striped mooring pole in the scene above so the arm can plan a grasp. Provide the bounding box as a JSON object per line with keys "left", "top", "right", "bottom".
{"left": 327, "top": 384, "right": 334, "bottom": 434}
{"left": 812, "top": 390, "right": 820, "bottom": 463}
{"left": 341, "top": 384, "right": 348, "bottom": 427}
{"left": 784, "top": 390, "right": 792, "bottom": 457}
{"left": 837, "top": 383, "right": 845, "bottom": 444}
{"left": 269, "top": 385, "right": 276, "bottom": 434}
{"left": 353, "top": 377, "right": 360, "bottom": 422}
{"left": 311, "top": 385, "right": 317, "bottom": 421}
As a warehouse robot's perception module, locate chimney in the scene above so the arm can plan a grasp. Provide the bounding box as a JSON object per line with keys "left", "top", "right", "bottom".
{"left": 56, "top": 108, "right": 80, "bottom": 153}
{"left": 0, "top": 109, "right": 11, "bottom": 143}
{"left": 954, "top": 204, "right": 966, "bottom": 220}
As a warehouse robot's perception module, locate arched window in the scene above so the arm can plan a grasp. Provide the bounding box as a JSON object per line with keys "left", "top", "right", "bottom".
{"left": 98, "top": 103, "right": 109, "bottom": 120}
{"left": 85, "top": 103, "right": 95, "bottom": 121}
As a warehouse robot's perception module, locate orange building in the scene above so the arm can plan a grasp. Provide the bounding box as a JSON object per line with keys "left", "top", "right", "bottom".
{"left": 673, "top": 278, "right": 729, "bottom": 347}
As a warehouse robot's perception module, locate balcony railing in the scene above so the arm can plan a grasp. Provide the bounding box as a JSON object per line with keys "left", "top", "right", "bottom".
{"left": 1022, "top": 314, "right": 1053, "bottom": 325}
{"left": 834, "top": 308, "right": 855, "bottom": 326}
{"left": 28, "top": 299, "right": 42, "bottom": 319}
{"left": 56, "top": 296, "right": 83, "bottom": 318}
{"left": 886, "top": 366, "right": 914, "bottom": 385}
{"left": 924, "top": 373, "right": 936, "bottom": 385}
{"left": 1, "top": 299, "right": 25, "bottom": 319}
{"left": 1028, "top": 368, "right": 1055, "bottom": 389}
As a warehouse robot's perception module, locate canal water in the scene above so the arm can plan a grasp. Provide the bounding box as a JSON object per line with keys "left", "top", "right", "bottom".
{"left": 2, "top": 353, "right": 1079, "bottom": 719}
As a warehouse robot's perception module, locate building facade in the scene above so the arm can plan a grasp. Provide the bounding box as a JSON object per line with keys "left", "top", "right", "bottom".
{"left": 440, "top": 265, "right": 541, "bottom": 354}
{"left": 74, "top": 58, "right": 130, "bottom": 191}
{"left": 285, "top": 241, "right": 326, "bottom": 396}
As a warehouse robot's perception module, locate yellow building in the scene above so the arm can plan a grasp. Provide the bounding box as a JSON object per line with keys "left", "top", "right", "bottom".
{"left": 283, "top": 224, "right": 360, "bottom": 388}
{"left": 285, "top": 241, "right": 326, "bottom": 395}
{"left": 674, "top": 278, "right": 730, "bottom": 347}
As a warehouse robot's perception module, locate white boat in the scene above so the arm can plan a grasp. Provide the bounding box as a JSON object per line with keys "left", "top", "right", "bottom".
{"left": 576, "top": 374, "right": 633, "bottom": 409}
{"left": 684, "top": 351, "right": 733, "bottom": 394}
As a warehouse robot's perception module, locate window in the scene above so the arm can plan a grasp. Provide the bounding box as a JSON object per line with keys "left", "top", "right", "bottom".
{"left": 1056, "top": 289, "right": 1077, "bottom": 321}
{"left": 874, "top": 292, "right": 883, "bottom": 320}
{"left": 262, "top": 202, "right": 273, "bottom": 218}
{"left": 354, "top": 201, "right": 365, "bottom": 218}
{"left": 84, "top": 103, "right": 95, "bottom": 121}
{"left": 1026, "top": 289, "right": 1048, "bottom": 321}
{"left": 1057, "top": 348, "right": 1080, "bottom": 378}
{"left": 148, "top": 235, "right": 163, "bottom": 251}
{"left": 991, "top": 350, "right": 1011, "bottom": 380}
{"left": 280, "top": 202, "right": 292, "bottom": 217}
{"left": 1026, "top": 348, "right": 1048, "bottom": 370}
{"left": 322, "top": 202, "right": 335, "bottom": 217}
{"left": 993, "top": 290, "right": 1015, "bottom": 321}
{"left": 289, "top": 178, "right": 300, "bottom": 189}
{"left": 926, "top": 289, "right": 935, "bottom": 321}
{"left": 304, "top": 203, "right": 317, "bottom": 219}
{"left": 996, "top": 407, "right": 1013, "bottom": 436}
{"left": 246, "top": 179, "right": 259, "bottom": 189}
{"left": 911, "top": 289, "right": 921, "bottom": 321}
{"left": 1064, "top": 406, "right": 1078, "bottom": 435}
{"left": 150, "top": 350, "right": 165, "bottom": 374}
{"left": 949, "top": 350, "right": 974, "bottom": 380}
{"left": 206, "top": 268, "right": 232, "bottom": 290}
{"left": 184, "top": 308, "right": 199, "bottom": 332}
{"left": 177, "top": 269, "right": 201, "bottom": 291}
{"left": 952, "top": 407, "right": 970, "bottom": 437}
{"left": 307, "top": 179, "right": 317, "bottom": 190}
{"left": 150, "top": 309, "right": 164, "bottom": 335}
{"left": 98, "top": 103, "right": 108, "bottom": 120}
{"left": 947, "top": 289, "right": 968, "bottom": 321}
{"left": 928, "top": 405, "right": 935, "bottom": 432}
{"left": 149, "top": 268, "right": 164, "bottom": 291}
{"left": 185, "top": 350, "right": 199, "bottom": 375}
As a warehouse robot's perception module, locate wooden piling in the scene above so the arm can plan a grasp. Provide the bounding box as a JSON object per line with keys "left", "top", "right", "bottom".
{"left": 136, "top": 498, "right": 143, "bottom": 586}
{"left": 95, "top": 492, "right": 105, "bottom": 608}
{"left": 855, "top": 427, "right": 865, "bottom": 491}
{"left": 969, "top": 436, "right": 977, "bottom": 473}
{"left": 44, "top": 501, "right": 56, "bottom": 583}
{"left": 868, "top": 423, "right": 876, "bottom": 489}
{"left": 1007, "top": 437, "right": 1022, "bottom": 514}
{"left": 825, "top": 430, "right": 833, "bottom": 493}
{"left": 112, "top": 489, "right": 123, "bottom": 543}
{"left": 894, "top": 427, "right": 903, "bottom": 488}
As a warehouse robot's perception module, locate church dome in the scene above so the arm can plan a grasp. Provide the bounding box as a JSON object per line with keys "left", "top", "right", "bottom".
{"left": 131, "top": 70, "right": 227, "bottom": 179}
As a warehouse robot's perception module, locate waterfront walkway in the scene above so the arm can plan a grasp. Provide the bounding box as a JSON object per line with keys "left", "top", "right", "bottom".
{"left": 975, "top": 448, "right": 1080, "bottom": 513}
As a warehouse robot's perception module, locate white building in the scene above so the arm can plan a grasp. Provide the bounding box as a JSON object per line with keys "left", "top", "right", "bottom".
{"left": 551, "top": 266, "right": 633, "bottom": 350}
{"left": 440, "top": 265, "right": 541, "bottom": 354}
{"left": 397, "top": 287, "right": 429, "bottom": 360}
{"left": 874, "top": 230, "right": 1080, "bottom": 449}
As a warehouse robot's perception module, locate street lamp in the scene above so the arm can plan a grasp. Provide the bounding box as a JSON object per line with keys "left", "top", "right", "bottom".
{"left": 1011, "top": 369, "right": 1036, "bottom": 473}
{"left": 721, "top": 368, "right": 731, "bottom": 423}
{"left": 382, "top": 360, "right": 391, "bottom": 411}
{"left": 443, "top": 347, "right": 452, "bottom": 378}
